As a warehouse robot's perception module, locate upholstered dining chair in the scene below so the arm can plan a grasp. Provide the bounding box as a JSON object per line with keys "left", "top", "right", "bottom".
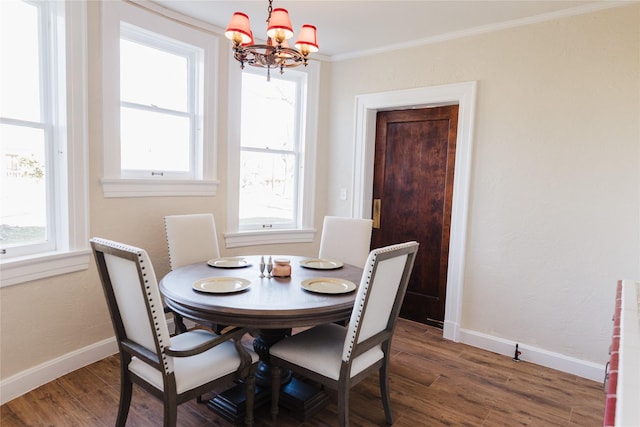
{"left": 164, "top": 213, "right": 221, "bottom": 270}
{"left": 318, "top": 216, "right": 373, "bottom": 268}
{"left": 269, "top": 241, "right": 419, "bottom": 427}
{"left": 90, "top": 238, "right": 259, "bottom": 427}
{"left": 164, "top": 213, "right": 221, "bottom": 333}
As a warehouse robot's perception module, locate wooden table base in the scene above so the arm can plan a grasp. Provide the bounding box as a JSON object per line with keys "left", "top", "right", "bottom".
{"left": 278, "top": 376, "right": 330, "bottom": 420}
{"left": 208, "top": 376, "right": 329, "bottom": 424}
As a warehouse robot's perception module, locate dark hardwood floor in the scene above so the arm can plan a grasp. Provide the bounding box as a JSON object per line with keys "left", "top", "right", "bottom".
{"left": 1, "top": 319, "right": 605, "bottom": 426}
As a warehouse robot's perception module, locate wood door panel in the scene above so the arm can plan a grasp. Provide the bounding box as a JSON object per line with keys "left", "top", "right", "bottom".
{"left": 372, "top": 106, "right": 458, "bottom": 325}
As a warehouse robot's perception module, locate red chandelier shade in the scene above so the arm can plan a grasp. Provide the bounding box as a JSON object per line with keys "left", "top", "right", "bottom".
{"left": 225, "top": 12, "right": 252, "bottom": 45}
{"left": 266, "top": 8, "right": 294, "bottom": 41}
{"left": 295, "top": 25, "right": 319, "bottom": 53}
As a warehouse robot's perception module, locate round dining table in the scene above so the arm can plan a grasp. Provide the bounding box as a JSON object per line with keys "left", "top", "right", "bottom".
{"left": 159, "top": 255, "right": 362, "bottom": 329}
{"left": 159, "top": 254, "right": 363, "bottom": 422}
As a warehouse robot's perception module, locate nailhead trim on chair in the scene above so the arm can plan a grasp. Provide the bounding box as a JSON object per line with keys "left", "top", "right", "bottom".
{"left": 343, "top": 241, "right": 417, "bottom": 361}
{"left": 138, "top": 251, "right": 171, "bottom": 373}
{"left": 91, "top": 238, "right": 173, "bottom": 374}
{"left": 344, "top": 252, "right": 376, "bottom": 360}
{"left": 163, "top": 219, "right": 175, "bottom": 271}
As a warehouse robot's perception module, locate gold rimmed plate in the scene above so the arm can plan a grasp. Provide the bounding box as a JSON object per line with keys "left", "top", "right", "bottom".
{"left": 193, "top": 277, "right": 251, "bottom": 294}
{"left": 207, "top": 257, "right": 252, "bottom": 268}
{"left": 299, "top": 258, "right": 344, "bottom": 270}
{"left": 300, "top": 277, "right": 356, "bottom": 294}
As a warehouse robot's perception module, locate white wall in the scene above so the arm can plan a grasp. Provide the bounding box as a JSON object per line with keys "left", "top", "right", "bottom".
{"left": 327, "top": 4, "right": 640, "bottom": 372}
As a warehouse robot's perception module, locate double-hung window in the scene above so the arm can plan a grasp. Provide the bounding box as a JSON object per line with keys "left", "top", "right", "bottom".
{"left": 239, "top": 70, "right": 303, "bottom": 229}
{"left": 226, "top": 64, "right": 319, "bottom": 247}
{"left": 0, "top": 0, "right": 89, "bottom": 286}
{"left": 119, "top": 26, "right": 197, "bottom": 180}
{"left": 101, "top": 1, "right": 218, "bottom": 197}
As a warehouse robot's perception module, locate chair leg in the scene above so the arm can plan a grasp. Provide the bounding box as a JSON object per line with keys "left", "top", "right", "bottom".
{"left": 337, "top": 386, "right": 350, "bottom": 427}
{"left": 270, "top": 365, "right": 282, "bottom": 423}
{"left": 116, "top": 378, "right": 133, "bottom": 427}
{"left": 379, "top": 363, "right": 393, "bottom": 425}
{"left": 163, "top": 395, "right": 178, "bottom": 427}
{"left": 244, "top": 367, "right": 256, "bottom": 426}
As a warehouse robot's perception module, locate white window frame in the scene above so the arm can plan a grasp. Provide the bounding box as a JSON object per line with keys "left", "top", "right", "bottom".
{"left": 118, "top": 24, "right": 201, "bottom": 180}
{"left": 101, "top": 1, "right": 219, "bottom": 197}
{"left": 0, "top": 0, "right": 90, "bottom": 287}
{"left": 225, "top": 61, "right": 320, "bottom": 248}
{"left": 237, "top": 67, "right": 305, "bottom": 231}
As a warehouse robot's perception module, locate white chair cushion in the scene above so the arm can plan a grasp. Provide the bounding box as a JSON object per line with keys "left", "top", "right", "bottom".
{"left": 129, "top": 329, "right": 259, "bottom": 394}
{"left": 269, "top": 323, "right": 384, "bottom": 381}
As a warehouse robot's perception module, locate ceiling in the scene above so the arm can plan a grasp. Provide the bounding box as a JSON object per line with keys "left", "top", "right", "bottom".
{"left": 150, "top": 1, "right": 621, "bottom": 60}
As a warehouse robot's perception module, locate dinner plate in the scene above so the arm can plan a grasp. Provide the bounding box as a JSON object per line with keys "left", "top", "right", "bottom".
{"left": 207, "top": 257, "right": 252, "bottom": 268}
{"left": 193, "top": 277, "right": 251, "bottom": 293}
{"left": 299, "top": 258, "right": 344, "bottom": 270}
{"left": 300, "top": 277, "right": 357, "bottom": 294}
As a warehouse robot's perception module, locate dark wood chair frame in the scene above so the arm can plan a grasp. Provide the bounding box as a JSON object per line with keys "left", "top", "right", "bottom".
{"left": 91, "top": 238, "right": 257, "bottom": 427}
{"left": 269, "top": 242, "right": 419, "bottom": 427}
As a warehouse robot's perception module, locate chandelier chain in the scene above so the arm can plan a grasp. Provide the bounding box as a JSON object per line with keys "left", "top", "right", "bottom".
{"left": 267, "top": 0, "right": 273, "bottom": 24}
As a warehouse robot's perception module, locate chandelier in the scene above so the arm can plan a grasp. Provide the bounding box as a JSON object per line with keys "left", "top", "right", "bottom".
{"left": 224, "top": 0, "right": 319, "bottom": 80}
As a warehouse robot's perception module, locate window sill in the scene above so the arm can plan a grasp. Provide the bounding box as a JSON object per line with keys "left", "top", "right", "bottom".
{"left": 224, "top": 228, "right": 316, "bottom": 249}
{"left": 101, "top": 178, "right": 220, "bottom": 198}
{"left": 0, "top": 249, "right": 92, "bottom": 288}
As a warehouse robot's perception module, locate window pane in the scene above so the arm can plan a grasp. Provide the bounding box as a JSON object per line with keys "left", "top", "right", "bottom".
{"left": 120, "top": 107, "right": 190, "bottom": 172}
{"left": 120, "top": 38, "right": 188, "bottom": 112}
{"left": 0, "top": 0, "right": 41, "bottom": 121}
{"left": 0, "top": 124, "right": 47, "bottom": 247}
{"left": 241, "top": 73, "right": 296, "bottom": 151}
{"left": 239, "top": 151, "right": 296, "bottom": 227}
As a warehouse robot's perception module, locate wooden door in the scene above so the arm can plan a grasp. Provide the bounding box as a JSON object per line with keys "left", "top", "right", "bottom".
{"left": 371, "top": 105, "right": 458, "bottom": 327}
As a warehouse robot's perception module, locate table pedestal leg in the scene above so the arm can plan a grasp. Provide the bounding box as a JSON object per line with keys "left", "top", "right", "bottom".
{"left": 207, "top": 328, "right": 329, "bottom": 422}
{"left": 253, "top": 328, "right": 292, "bottom": 386}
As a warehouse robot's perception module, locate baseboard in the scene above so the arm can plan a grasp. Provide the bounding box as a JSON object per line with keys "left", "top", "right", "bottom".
{"left": 458, "top": 328, "right": 606, "bottom": 382}
{"left": 0, "top": 337, "right": 118, "bottom": 405}
{"left": 1, "top": 322, "right": 605, "bottom": 405}
{"left": 1, "top": 317, "right": 199, "bottom": 405}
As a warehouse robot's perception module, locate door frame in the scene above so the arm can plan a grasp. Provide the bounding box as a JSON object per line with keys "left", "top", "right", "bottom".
{"left": 351, "top": 81, "right": 477, "bottom": 342}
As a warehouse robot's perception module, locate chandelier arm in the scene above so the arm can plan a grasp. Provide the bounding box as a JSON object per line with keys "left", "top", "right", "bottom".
{"left": 233, "top": 44, "right": 307, "bottom": 70}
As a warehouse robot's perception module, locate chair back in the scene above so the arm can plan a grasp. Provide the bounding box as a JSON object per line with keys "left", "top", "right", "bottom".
{"left": 342, "top": 241, "right": 418, "bottom": 362}
{"left": 318, "top": 216, "right": 373, "bottom": 268}
{"left": 164, "top": 213, "right": 220, "bottom": 270}
{"left": 91, "top": 238, "right": 174, "bottom": 374}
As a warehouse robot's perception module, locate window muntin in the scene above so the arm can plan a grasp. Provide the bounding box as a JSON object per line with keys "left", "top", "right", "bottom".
{"left": 238, "top": 70, "right": 304, "bottom": 230}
